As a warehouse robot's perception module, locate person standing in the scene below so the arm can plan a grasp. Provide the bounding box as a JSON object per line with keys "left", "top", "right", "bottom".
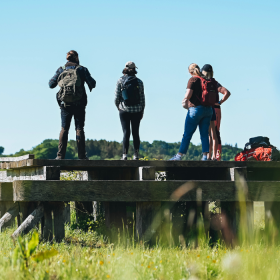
{"left": 115, "top": 62, "right": 145, "bottom": 160}
{"left": 170, "top": 63, "right": 213, "bottom": 161}
{"left": 200, "top": 64, "right": 231, "bottom": 161}
{"left": 49, "top": 50, "right": 96, "bottom": 159}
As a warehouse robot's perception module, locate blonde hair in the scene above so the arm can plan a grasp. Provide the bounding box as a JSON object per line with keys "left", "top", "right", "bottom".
{"left": 188, "top": 63, "right": 202, "bottom": 77}
{"left": 202, "top": 70, "right": 214, "bottom": 79}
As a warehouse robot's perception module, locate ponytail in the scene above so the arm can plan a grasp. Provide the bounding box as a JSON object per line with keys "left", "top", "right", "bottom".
{"left": 188, "top": 63, "right": 202, "bottom": 77}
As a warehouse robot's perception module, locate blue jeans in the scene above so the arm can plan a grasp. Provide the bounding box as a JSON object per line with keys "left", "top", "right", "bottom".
{"left": 179, "top": 105, "right": 212, "bottom": 154}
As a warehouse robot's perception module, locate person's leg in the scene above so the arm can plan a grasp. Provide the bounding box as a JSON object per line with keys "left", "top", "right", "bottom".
{"left": 198, "top": 107, "right": 213, "bottom": 158}
{"left": 119, "top": 110, "right": 131, "bottom": 155}
{"left": 57, "top": 106, "right": 73, "bottom": 159}
{"left": 178, "top": 107, "right": 202, "bottom": 155}
{"left": 209, "top": 121, "right": 218, "bottom": 160}
{"left": 214, "top": 107, "right": 222, "bottom": 160}
{"left": 130, "top": 111, "right": 142, "bottom": 155}
{"left": 208, "top": 125, "right": 213, "bottom": 160}
{"left": 74, "top": 105, "right": 87, "bottom": 159}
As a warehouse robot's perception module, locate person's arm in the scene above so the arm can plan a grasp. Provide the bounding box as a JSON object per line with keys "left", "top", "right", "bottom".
{"left": 49, "top": 67, "right": 63, "bottom": 88}
{"left": 83, "top": 67, "right": 96, "bottom": 91}
{"left": 139, "top": 80, "right": 145, "bottom": 115}
{"left": 114, "top": 79, "right": 122, "bottom": 110}
{"left": 182, "top": 89, "right": 193, "bottom": 109}
{"left": 217, "top": 86, "right": 231, "bottom": 105}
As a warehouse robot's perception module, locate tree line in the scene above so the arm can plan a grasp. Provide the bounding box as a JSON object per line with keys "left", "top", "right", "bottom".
{"left": 0, "top": 139, "right": 242, "bottom": 161}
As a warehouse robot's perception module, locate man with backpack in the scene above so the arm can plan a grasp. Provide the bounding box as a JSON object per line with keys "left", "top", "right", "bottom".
{"left": 115, "top": 61, "right": 145, "bottom": 160}
{"left": 49, "top": 50, "right": 96, "bottom": 159}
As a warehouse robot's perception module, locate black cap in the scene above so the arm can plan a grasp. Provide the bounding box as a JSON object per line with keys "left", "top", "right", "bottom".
{"left": 201, "top": 64, "right": 213, "bottom": 72}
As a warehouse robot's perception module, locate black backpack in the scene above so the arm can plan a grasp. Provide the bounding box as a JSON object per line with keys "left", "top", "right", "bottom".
{"left": 121, "top": 76, "right": 140, "bottom": 106}
{"left": 244, "top": 136, "right": 271, "bottom": 150}
{"left": 244, "top": 136, "right": 280, "bottom": 161}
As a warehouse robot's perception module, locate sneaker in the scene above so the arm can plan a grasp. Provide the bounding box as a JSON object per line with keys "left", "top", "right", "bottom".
{"left": 133, "top": 151, "right": 139, "bottom": 160}
{"left": 55, "top": 156, "right": 63, "bottom": 160}
{"left": 169, "top": 154, "right": 182, "bottom": 161}
{"left": 121, "top": 155, "right": 127, "bottom": 160}
{"left": 201, "top": 155, "right": 208, "bottom": 161}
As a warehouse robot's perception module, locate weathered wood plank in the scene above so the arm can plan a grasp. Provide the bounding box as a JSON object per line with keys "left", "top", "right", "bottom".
{"left": 53, "top": 202, "right": 65, "bottom": 242}
{"left": 13, "top": 180, "right": 280, "bottom": 202}
{"left": 5, "top": 167, "right": 60, "bottom": 181}
{"left": 42, "top": 202, "right": 53, "bottom": 241}
{"left": 1, "top": 159, "right": 246, "bottom": 170}
{"left": 11, "top": 204, "right": 44, "bottom": 239}
{"left": 0, "top": 203, "right": 19, "bottom": 230}
{"left": 0, "top": 183, "right": 13, "bottom": 201}
{"left": 0, "top": 154, "right": 34, "bottom": 162}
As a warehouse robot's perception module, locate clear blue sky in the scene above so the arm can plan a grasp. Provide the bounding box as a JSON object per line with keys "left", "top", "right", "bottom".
{"left": 1, "top": 0, "right": 280, "bottom": 154}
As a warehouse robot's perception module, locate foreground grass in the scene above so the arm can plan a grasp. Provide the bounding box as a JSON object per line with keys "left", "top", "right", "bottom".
{"left": 0, "top": 225, "right": 279, "bottom": 280}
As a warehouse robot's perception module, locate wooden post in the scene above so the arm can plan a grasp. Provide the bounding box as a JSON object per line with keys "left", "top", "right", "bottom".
{"left": 136, "top": 167, "right": 160, "bottom": 243}
{"left": 41, "top": 166, "right": 60, "bottom": 240}
{"left": 0, "top": 203, "right": 19, "bottom": 231}
{"left": 53, "top": 202, "right": 65, "bottom": 242}
{"left": 64, "top": 202, "right": 71, "bottom": 224}
{"left": 42, "top": 202, "right": 53, "bottom": 241}
{"left": 12, "top": 204, "right": 44, "bottom": 239}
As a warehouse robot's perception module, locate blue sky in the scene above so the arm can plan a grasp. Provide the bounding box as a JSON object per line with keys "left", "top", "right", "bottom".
{"left": 1, "top": 0, "right": 280, "bottom": 154}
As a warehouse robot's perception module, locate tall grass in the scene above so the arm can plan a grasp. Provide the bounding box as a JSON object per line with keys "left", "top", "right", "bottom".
{"left": 1, "top": 176, "right": 280, "bottom": 279}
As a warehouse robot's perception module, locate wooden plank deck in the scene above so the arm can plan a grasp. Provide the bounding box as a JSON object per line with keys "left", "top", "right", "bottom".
{"left": 12, "top": 180, "right": 280, "bottom": 202}
{"left": 2, "top": 158, "right": 280, "bottom": 170}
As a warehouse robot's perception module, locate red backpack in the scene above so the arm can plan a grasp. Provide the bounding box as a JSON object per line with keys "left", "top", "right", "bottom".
{"left": 196, "top": 77, "right": 218, "bottom": 106}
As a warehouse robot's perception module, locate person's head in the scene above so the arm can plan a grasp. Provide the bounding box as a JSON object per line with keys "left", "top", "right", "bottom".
{"left": 66, "top": 50, "right": 80, "bottom": 64}
{"left": 122, "top": 61, "right": 138, "bottom": 76}
{"left": 201, "top": 64, "right": 213, "bottom": 79}
{"left": 188, "top": 63, "right": 202, "bottom": 77}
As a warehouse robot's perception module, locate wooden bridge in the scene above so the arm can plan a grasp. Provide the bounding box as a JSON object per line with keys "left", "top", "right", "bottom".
{"left": 1, "top": 154, "right": 280, "bottom": 244}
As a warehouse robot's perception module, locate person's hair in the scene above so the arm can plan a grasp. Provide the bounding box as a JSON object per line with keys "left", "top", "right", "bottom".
{"left": 202, "top": 70, "right": 214, "bottom": 79}
{"left": 66, "top": 50, "right": 80, "bottom": 64}
{"left": 122, "top": 68, "right": 137, "bottom": 76}
{"left": 188, "top": 63, "right": 202, "bottom": 77}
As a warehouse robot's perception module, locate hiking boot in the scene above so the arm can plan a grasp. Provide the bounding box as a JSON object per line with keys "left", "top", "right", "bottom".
{"left": 121, "top": 155, "right": 127, "bottom": 160}
{"left": 133, "top": 151, "right": 139, "bottom": 160}
{"left": 169, "top": 154, "right": 182, "bottom": 161}
{"left": 201, "top": 155, "right": 208, "bottom": 161}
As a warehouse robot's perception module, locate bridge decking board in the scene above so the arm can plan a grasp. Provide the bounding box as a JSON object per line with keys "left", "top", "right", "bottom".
{"left": 12, "top": 180, "right": 280, "bottom": 202}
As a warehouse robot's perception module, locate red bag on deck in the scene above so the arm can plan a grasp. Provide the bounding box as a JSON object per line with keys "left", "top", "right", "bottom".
{"left": 235, "top": 147, "right": 272, "bottom": 161}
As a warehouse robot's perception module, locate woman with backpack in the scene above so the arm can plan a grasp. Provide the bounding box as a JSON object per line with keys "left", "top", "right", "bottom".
{"left": 170, "top": 63, "right": 213, "bottom": 161}
{"left": 201, "top": 64, "right": 231, "bottom": 160}
{"left": 115, "top": 62, "right": 145, "bottom": 160}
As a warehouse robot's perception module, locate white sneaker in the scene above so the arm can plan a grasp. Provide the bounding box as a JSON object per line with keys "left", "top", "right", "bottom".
{"left": 133, "top": 151, "right": 139, "bottom": 160}
{"left": 121, "top": 154, "right": 127, "bottom": 160}
{"left": 169, "top": 154, "right": 182, "bottom": 161}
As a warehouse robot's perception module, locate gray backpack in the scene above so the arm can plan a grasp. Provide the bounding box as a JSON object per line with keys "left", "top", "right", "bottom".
{"left": 57, "top": 65, "right": 83, "bottom": 103}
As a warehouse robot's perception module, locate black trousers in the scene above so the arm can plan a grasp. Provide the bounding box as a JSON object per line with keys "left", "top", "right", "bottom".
{"left": 119, "top": 110, "right": 142, "bottom": 154}
{"left": 57, "top": 104, "right": 87, "bottom": 159}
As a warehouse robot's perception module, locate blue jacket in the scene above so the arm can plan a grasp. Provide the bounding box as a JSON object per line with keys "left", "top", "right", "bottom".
{"left": 49, "top": 61, "right": 96, "bottom": 106}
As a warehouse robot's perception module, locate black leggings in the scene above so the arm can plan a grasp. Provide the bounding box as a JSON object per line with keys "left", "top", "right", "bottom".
{"left": 119, "top": 110, "right": 142, "bottom": 154}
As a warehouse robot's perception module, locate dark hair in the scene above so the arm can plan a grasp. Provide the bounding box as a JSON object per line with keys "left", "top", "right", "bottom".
{"left": 122, "top": 68, "right": 137, "bottom": 76}
{"left": 66, "top": 50, "right": 80, "bottom": 64}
